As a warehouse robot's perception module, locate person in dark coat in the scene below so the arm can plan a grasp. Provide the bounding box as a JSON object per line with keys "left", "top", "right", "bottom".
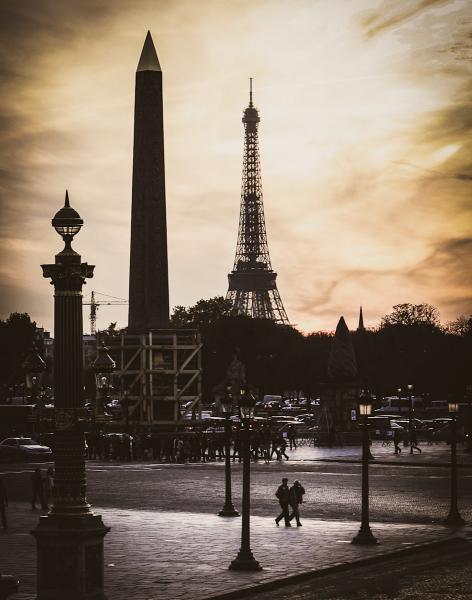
{"left": 288, "top": 480, "right": 305, "bottom": 526}
{"left": 275, "top": 477, "right": 291, "bottom": 526}
{"left": 32, "top": 468, "right": 47, "bottom": 510}
{"left": 410, "top": 428, "right": 422, "bottom": 453}
{"left": 287, "top": 425, "right": 297, "bottom": 450}
{"left": 393, "top": 428, "right": 402, "bottom": 454}
{"left": 0, "top": 477, "right": 8, "bottom": 528}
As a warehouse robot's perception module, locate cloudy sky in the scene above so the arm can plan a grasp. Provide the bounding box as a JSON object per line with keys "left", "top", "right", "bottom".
{"left": 0, "top": 0, "right": 471, "bottom": 334}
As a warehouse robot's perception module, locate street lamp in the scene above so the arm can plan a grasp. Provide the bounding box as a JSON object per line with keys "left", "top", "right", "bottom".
{"left": 32, "top": 191, "right": 109, "bottom": 600}
{"left": 218, "top": 386, "right": 240, "bottom": 517}
{"left": 407, "top": 384, "right": 414, "bottom": 455}
{"left": 229, "top": 387, "right": 262, "bottom": 571}
{"left": 92, "top": 342, "right": 115, "bottom": 419}
{"left": 444, "top": 401, "right": 465, "bottom": 526}
{"left": 352, "top": 393, "right": 378, "bottom": 545}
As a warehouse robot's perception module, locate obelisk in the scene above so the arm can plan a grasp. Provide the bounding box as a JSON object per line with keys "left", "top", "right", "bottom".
{"left": 128, "top": 31, "right": 169, "bottom": 331}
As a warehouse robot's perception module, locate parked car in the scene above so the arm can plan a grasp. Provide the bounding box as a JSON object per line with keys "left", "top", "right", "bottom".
{"left": 0, "top": 437, "right": 52, "bottom": 461}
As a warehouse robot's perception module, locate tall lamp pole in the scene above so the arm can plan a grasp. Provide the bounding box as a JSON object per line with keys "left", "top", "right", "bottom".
{"left": 407, "top": 384, "right": 414, "bottom": 454}
{"left": 219, "top": 387, "right": 240, "bottom": 517}
{"left": 229, "top": 388, "right": 262, "bottom": 571}
{"left": 444, "top": 401, "right": 465, "bottom": 527}
{"left": 466, "top": 384, "right": 472, "bottom": 454}
{"left": 352, "top": 393, "right": 378, "bottom": 545}
{"left": 32, "top": 191, "right": 109, "bottom": 600}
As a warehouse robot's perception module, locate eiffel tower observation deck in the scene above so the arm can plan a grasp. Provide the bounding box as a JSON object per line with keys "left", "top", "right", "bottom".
{"left": 226, "top": 80, "right": 289, "bottom": 324}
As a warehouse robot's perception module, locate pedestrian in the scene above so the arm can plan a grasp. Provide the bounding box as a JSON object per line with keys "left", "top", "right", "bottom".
{"left": 32, "top": 468, "right": 47, "bottom": 510}
{"left": 44, "top": 467, "right": 54, "bottom": 506}
{"left": 410, "top": 428, "right": 422, "bottom": 453}
{"left": 275, "top": 477, "right": 291, "bottom": 527}
{"left": 288, "top": 480, "right": 305, "bottom": 526}
{"left": 0, "top": 477, "right": 8, "bottom": 528}
{"left": 393, "top": 428, "right": 402, "bottom": 455}
{"left": 277, "top": 435, "right": 289, "bottom": 460}
{"left": 287, "top": 425, "right": 297, "bottom": 450}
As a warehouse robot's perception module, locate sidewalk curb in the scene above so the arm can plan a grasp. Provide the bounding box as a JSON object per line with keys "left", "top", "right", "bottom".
{"left": 201, "top": 535, "right": 466, "bottom": 600}
{"left": 313, "top": 458, "right": 472, "bottom": 468}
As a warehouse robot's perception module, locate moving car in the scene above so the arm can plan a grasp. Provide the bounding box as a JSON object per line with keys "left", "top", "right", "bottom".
{"left": 0, "top": 437, "right": 52, "bottom": 461}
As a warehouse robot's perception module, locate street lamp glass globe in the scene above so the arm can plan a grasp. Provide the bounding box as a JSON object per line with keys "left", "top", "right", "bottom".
{"left": 448, "top": 402, "right": 459, "bottom": 413}
{"left": 239, "top": 389, "right": 256, "bottom": 420}
{"left": 359, "top": 402, "right": 372, "bottom": 416}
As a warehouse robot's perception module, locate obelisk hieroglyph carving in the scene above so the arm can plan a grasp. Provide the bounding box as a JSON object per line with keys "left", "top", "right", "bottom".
{"left": 128, "top": 31, "right": 169, "bottom": 331}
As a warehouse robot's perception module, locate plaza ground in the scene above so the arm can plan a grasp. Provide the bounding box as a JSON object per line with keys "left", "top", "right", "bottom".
{"left": 1, "top": 441, "right": 471, "bottom": 599}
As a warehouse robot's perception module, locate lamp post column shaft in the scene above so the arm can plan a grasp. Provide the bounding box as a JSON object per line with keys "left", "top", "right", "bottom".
{"left": 52, "top": 292, "right": 89, "bottom": 515}
{"left": 451, "top": 416, "right": 457, "bottom": 512}
{"left": 468, "top": 396, "right": 472, "bottom": 453}
{"left": 229, "top": 423, "right": 261, "bottom": 570}
{"left": 360, "top": 415, "right": 369, "bottom": 530}
{"left": 352, "top": 414, "right": 377, "bottom": 545}
{"left": 241, "top": 426, "right": 251, "bottom": 551}
{"left": 409, "top": 395, "right": 413, "bottom": 455}
{"left": 219, "top": 416, "right": 239, "bottom": 517}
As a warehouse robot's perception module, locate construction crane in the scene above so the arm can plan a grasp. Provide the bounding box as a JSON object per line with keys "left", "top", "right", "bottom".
{"left": 83, "top": 291, "right": 128, "bottom": 335}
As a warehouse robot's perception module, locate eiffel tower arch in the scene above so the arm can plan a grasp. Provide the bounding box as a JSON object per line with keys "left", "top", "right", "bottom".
{"left": 226, "top": 80, "right": 289, "bottom": 325}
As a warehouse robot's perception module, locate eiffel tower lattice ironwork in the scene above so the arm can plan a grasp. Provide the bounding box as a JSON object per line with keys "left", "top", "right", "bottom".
{"left": 226, "top": 80, "right": 289, "bottom": 325}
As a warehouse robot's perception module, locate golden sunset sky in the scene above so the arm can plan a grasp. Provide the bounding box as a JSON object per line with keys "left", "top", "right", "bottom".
{"left": 0, "top": 0, "right": 471, "bottom": 334}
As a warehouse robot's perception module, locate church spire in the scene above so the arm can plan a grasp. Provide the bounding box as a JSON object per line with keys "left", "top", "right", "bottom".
{"left": 357, "top": 306, "right": 365, "bottom": 332}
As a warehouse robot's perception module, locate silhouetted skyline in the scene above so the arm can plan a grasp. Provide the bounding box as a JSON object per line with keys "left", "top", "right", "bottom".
{"left": 0, "top": 0, "right": 470, "bottom": 333}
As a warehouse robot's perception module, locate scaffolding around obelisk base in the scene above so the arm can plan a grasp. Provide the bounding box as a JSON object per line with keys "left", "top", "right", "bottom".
{"left": 107, "top": 329, "right": 202, "bottom": 427}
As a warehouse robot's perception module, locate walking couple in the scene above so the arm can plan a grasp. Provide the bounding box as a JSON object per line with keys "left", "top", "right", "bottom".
{"left": 275, "top": 477, "right": 305, "bottom": 527}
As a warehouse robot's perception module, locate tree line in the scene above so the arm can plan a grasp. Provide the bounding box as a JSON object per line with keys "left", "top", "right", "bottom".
{"left": 1, "top": 301, "right": 471, "bottom": 401}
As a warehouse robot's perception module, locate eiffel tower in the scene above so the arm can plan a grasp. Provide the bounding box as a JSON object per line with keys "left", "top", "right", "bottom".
{"left": 226, "top": 80, "right": 289, "bottom": 325}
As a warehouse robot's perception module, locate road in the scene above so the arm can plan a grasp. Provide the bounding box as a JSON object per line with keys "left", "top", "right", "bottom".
{"left": 243, "top": 538, "right": 472, "bottom": 600}
{"left": 2, "top": 455, "right": 471, "bottom": 524}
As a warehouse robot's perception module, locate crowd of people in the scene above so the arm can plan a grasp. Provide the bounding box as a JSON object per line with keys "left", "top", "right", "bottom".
{"left": 83, "top": 424, "right": 299, "bottom": 464}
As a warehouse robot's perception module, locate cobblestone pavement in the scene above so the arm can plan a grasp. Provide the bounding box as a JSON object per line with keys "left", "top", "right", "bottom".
{"left": 239, "top": 537, "right": 472, "bottom": 600}
{"left": 0, "top": 501, "right": 459, "bottom": 600}
{"left": 1, "top": 442, "right": 471, "bottom": 599}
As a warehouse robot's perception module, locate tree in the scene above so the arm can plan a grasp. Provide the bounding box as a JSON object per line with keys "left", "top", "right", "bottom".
{"left": 380, "top": 303, "right": 440, "bottom": 330}
{"left": 170, "top": 296, "right": 233, "bottom": 332}
{"left": 444, "top": 315, "right": 472, "bottom": 337}
{"left": 0, "top": 312, "right": 36, "bottom": 386}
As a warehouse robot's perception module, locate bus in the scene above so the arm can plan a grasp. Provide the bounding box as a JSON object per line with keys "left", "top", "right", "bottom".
{"left": 375, "top": 396, "right": 424, "bottom": 415}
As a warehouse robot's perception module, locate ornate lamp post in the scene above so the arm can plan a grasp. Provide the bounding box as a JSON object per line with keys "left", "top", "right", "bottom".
{"left": 92, "top": 342, "right": 115, "bottom": 422}
{"left": 32, "top": 191, "right": 109, "bottom": 600}
{"left": 407, "top": 384, "right": 414, "bottom": 454}
{"left": 444, "top": 401, "right": 465, "bottom": 526}
{"left": 352, "top": 393, "right": 378, "bottom": 545}
{"left": 229, "top": 388, "right": 262, "bottom": 571}
{"left": 218, "top": 386, "right": 240, "bottom": 517}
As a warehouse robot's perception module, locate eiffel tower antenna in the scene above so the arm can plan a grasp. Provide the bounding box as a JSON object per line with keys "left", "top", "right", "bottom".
{"left": 226, "top": 80, "right": 289, "bottom": 324}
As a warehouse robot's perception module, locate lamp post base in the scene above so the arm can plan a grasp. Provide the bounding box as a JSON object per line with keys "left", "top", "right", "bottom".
{"left": 218, "top": 503, "right": 240, "bottom": 517}
{"left": 31, "top": 513, "right": 109, "bottom": 600}
{"left": 444, "top": 510, "right": 466, "bottom": 527}
{"left": 0, "top": 574, "right": 19, "bottom": 599}
{"left": 351, "top": 526, "right": 378, "bottom": 545}
{"left": 229, "top": 549, "right": 262, "bottom": 571}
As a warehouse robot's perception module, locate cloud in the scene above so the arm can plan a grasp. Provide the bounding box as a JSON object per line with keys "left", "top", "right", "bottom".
{"left": 360, "top": 0, "right": 450, "bottom": 39}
